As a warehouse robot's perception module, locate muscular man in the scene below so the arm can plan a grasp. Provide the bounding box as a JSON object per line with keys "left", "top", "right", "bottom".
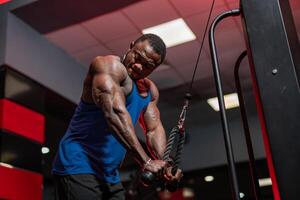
{"left": 52, "top": 34, "right": 182, "bottom": 199}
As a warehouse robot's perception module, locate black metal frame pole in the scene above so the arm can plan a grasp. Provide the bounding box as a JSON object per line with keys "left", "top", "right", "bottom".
{"left": 234, "top": 51, "right": 260, "bottom": 200}
{"left": 208, "top": 9, "right": 241, "bottom": 200}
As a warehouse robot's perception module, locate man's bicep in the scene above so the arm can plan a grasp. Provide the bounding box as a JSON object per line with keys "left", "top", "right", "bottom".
{"left": 90, "top": 56, "right": 126, "bottom": 106}
{"left": 92, "top": 73, "right": 114, "bottom": 104}
{"left": 92, "top": 73, "right": 126, "bottom": 112}
{"left": 140, "top": 101, "right": 162, "bottom": 132}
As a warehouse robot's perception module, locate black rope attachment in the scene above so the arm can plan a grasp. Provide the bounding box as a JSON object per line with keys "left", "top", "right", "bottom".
{"left": 140, "top": 0, "right": 216, "bottom": 191}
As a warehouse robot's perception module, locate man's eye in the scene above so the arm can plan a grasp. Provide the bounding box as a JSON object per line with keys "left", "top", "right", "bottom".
{"left": 134, "top": 53, "right": 140, "bottom": 60}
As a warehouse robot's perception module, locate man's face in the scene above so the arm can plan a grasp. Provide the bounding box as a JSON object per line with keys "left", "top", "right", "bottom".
{"left": 123, "top": 40, "right": 162, "bottom": 80}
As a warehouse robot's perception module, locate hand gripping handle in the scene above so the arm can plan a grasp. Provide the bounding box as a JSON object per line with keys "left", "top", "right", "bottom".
{"left": 165, "top": 166, "right": 179, "bottom": 192}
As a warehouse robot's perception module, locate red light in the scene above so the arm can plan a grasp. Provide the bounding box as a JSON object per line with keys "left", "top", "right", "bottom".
{"left": 0, "top": 99, "right": 45, "bottom": 144}
{"left": 0, "top": 0, "right": 10, "bottom": 5}
{"left": 0, "top": 165, "right": 43, "bottom": 200}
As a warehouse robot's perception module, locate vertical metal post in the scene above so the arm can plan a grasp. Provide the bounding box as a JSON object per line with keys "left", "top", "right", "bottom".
{"left": 241, "top": 0, "right": 300, "bottom": 198}
{"left": 208, "top": 9, "right": 241, "bottom": 200}
{"left": 234, "top": 51, "right": 260, "bottom": 200}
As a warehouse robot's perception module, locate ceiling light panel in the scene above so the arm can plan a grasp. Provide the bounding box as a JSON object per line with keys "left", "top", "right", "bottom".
{"left": 207, "top": 93, "right": 240, "bottom": 111}
{"left": 143, "top": 18, "right": 196, "bottom": 48}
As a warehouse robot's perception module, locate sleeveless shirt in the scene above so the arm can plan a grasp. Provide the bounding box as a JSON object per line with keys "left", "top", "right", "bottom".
{"left": 52, "top": 82, "right": 151, "bottom": 183}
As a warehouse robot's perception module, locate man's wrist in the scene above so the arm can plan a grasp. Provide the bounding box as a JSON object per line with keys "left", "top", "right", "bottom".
{"left": 143, "top": 158, "right": 152, "bottom": 170}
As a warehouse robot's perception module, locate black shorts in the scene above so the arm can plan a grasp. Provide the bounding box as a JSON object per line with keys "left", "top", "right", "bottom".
{"left": 54, "top": 174, "right": 125, "bottom": 200}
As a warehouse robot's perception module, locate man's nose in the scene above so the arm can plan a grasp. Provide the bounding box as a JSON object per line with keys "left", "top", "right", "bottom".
{"left": 133, "top": 63, "right": 143, "bottom": 72}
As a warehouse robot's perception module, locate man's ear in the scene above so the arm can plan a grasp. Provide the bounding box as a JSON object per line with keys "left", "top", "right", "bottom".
{"left": 130, "top": 41, "right": 135, "bottom": 49}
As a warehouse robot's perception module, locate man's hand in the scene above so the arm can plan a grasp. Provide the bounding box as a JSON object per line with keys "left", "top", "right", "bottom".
{"left": 163, "top": 167, "right": 183, "bottom": 183}
{"left": 143, "top": 159, "right": 167, "bottom": 173}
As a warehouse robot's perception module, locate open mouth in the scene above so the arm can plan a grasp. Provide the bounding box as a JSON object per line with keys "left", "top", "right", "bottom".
{"left": 128, "top": 68, "right": 138, "bottom": 78}
{"left": 132, "top": 69, "right": 140, "bottom": 75}
{"left": 129, "top": 66, "right": 141, "bottom": 76}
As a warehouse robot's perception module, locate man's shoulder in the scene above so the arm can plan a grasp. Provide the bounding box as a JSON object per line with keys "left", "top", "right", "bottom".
{"left": 145, "top": 78, "right": 159, "bottom": 101}
{"left": 144, "top": 78, "right": 156, "bottom": 88}
{"left": 91, "top": 55, "right": 121, "bottom": 68}
{"left": 94, "top": 55, "right": 121, "bottom": 62}
{"left": 90, "top": 55, "right": 125, "bottom": 74}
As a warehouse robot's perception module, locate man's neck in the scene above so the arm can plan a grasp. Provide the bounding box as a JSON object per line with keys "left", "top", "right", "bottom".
{"left": 136, "top": 78, "right": 149, "bottom": 95}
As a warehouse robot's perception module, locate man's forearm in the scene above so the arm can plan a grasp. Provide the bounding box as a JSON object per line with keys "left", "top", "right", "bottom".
{"left": 146, "top": 126, "right": 167, "bottom": 159}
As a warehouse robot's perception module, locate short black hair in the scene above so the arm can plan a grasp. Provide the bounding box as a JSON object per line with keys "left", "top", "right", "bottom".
{"left": 134, "top": 34, "right": 166, "bottom": 64}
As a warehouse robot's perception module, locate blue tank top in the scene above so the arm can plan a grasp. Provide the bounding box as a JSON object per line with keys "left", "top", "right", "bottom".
{"left": 52, "top": 82, "right": 151, "bottom": 183}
